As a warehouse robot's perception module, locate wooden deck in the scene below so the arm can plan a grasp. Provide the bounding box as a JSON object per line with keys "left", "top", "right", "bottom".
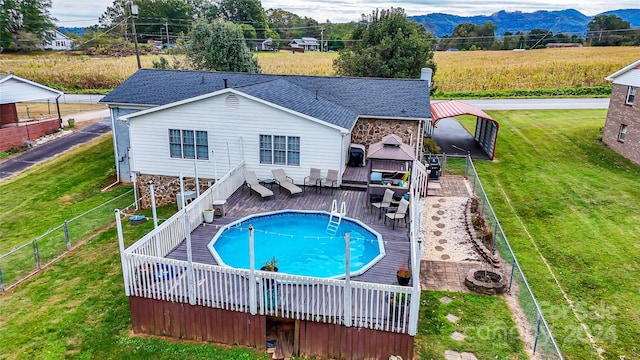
{"left": 166, "top": 186, "right": 412, "bottom": 286}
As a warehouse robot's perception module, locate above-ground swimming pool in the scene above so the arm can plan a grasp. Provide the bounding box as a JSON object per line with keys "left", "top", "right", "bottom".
{"left": 208, "top": 210, "right": 385, "bottom": 278}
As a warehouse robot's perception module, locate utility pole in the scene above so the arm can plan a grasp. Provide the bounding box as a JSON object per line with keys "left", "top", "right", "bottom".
{"left": 130, "top": 1, "right": 141, "bottom": 69}
{"left": 165, "top": 21, "right": 169, "bottom": 45}
{"left": 320, "top": 26, "right": 324, "bottom": 52}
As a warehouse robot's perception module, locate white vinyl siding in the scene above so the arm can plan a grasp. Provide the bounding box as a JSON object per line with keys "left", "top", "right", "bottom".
{"left": 127, "top": 92, "right": 344, "bottom": 182}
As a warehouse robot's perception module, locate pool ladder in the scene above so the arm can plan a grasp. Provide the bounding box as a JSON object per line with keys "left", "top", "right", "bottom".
{"left": 326, "top": 200, "right": 346, "bottom": 235}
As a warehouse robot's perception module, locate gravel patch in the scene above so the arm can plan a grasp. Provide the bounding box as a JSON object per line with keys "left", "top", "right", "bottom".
{"left": 421, "top": 196, "right": 480, "bottom": 262}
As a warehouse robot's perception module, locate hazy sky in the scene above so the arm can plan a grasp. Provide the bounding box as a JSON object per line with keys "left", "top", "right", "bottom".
{"left": 51, "top": 0, "right": 640, "bottom": 27}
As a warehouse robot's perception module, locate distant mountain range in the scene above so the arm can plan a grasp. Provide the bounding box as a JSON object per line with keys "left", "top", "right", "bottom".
{"left": 410, "top": 8, "right": 640, "bottom": 37}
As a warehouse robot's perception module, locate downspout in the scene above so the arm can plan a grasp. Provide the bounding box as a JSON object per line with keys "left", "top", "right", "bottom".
{"left": 55, "top": 94, "right": 62, "bottom": 128}
{"left": 101, "top": 108, "right": 121, "bottom": 191}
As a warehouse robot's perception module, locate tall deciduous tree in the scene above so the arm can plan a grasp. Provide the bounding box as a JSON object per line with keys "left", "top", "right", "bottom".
{"left": 333, "top": 8, "right": 435, "bottom": 79}
{"left": 0, "top": 0, "right": 56, "bottom": 51}
{"left": 204, "top": 0, "right": 270, "bottom": 39}
{"left": 587, "top": 14, "right": 637, "bottom": 46}
{"left": 184, "top": 20, "right": 260, "bottom": 72}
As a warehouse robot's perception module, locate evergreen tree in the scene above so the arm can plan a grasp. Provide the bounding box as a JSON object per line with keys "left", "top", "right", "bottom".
{"left": 333, "top": 8, "right": 435, "bottom": 79}
{"left": 0, "top": 0, "right": 56, "bottom": 51}
{"left": 184, "top": 20, "right": 260, "bottom": 73}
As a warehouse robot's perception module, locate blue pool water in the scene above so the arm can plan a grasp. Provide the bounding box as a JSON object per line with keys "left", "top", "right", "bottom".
{"left": 208, "top": 211, "right": 385, "bottom": 278}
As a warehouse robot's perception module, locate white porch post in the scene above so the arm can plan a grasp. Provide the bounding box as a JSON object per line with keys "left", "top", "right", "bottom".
{"left": 183, "top": 209, "right": 196, "bottom": 305}
{"left": 148, "top": 180, "right": 158, "bottom": 228}
{"left": 194, "top": 160, "right": 200, "bottom": 197}
{"left": 248, "top": 225, "right": 257, "bottom": 315}
{"left": 115, "top": 209, "right": 130, "bottom": 296}
{"left": 179, "top": 171, "right": 186, "bottom": 209}
{"left": 344, "top": 232, "right": 352, "bottom": 327}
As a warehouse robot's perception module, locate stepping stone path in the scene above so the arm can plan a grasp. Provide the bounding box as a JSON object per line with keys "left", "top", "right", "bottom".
{"left": 444, "top": 304, "right": 479, "bottom": 360}
{"left": 437, "top": 210, "right": 445, "bottom": 215}
{"left": 432, "top": 216, "right": 440, "bottom": 221}
{"left": 433, "top": 230, "right": 442, "bottom": 236}
{"left": 435, "top": 245, "right": 444, "bottom": 251}
{"left": 444, "top": 350, "right": 478, "bottom": 360}
{"left": 446, "top": 313, "right": 459, "bottom": 323}
{"left": 441, "top": 254, "right": 450, "bottom": 260}
{"left": 436, "top": 223, "right": 446, "bottom": 228}
{"left": 439, "top": 239, "right": 447, "bottom": 244}
{"left": 439, "top": 296, "right": 453, "bottom": 304}
{"left": 432, "top": 204, "right": 441, "bottom": 208}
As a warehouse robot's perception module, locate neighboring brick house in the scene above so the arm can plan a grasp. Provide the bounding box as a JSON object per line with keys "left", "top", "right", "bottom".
{"left": 603, "top": 59, "right": 640, "bottom": 166}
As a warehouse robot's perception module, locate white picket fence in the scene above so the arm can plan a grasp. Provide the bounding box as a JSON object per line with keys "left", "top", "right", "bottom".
{"left": 117, "top": 159, "right": 423, "bottom": 335}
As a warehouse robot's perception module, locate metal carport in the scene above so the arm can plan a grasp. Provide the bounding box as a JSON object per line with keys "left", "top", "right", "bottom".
{"left": 427, "top": 100, "right": 499, "bottom": 160}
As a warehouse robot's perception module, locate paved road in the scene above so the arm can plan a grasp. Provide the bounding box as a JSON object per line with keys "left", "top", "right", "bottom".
{"left": 59, "top": 94, "right": 105, "bottom": 104}
{"left": 442, "top": 98, "right": 609, "bottom": 110}
{"left": 0, "top": 118, "right": 111, "bottom": 180}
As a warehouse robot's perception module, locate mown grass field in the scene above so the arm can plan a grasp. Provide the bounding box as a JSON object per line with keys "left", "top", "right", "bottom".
{"left": 0, "top": 136, "right": 524, "bottom": 359}
{"left": 0, "top": 47, "right": 637, "bottom": 94}
{"left": 458, "top": 109, "right": 640, "bottom": 359}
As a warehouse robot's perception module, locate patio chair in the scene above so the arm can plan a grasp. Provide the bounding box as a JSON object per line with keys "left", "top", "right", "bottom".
{"left": 320, "top": 169, "right": 339, "bottom": 194}
{"left": 272, "top": 169, "right": 303, "bottom": 195}
{"left": 243, "top": 170, "right": 274, "bottom": 198}
{"left": 304, "top": 168, "right": 322, "bottom": 192}
{"left": 371, "top": 188, "right": 394, "bottom": 218}
{"left": 385, "top": 198, "right": 410, "bottom": 230}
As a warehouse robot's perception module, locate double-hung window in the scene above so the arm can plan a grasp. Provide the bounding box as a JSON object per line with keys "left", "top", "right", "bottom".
{"left": 169, "top": 129, "right": 209, "bottom": 159}
{"left": 259, "top": 135, "right": 300, "bottom": 166}
{"left": 626, "top": 86, "right": 636, "bottom": 105}
{"left": 618, "top": 124, "right": 628, "bottom": 142}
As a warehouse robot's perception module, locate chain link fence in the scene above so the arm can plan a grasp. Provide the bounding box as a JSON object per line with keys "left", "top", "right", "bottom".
{"left": 436, "top": 155, "right": 563, "bottom": 359}
{"left": 0, "top": 190, "right": 135, "bottom": 293}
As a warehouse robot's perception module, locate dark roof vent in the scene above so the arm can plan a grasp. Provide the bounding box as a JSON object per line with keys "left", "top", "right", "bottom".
{"left": 223, "top": 78, "right": 228, "bottom": 88}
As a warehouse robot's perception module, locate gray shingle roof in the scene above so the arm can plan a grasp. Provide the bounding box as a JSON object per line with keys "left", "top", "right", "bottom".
{"left": 100, "top": 69, "right": 431, "bottom": 130}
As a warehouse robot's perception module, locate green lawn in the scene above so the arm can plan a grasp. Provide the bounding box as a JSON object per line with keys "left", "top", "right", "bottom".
{"left": 0, "top": 136, "right": 131, "bottom": 253}
{"left": 459, "top": 109, "right": 640, "bottom": 359}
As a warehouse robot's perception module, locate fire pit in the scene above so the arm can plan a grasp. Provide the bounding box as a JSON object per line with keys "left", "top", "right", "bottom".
{"left": 464, "top": 269, "right": 507, "bottom": 295}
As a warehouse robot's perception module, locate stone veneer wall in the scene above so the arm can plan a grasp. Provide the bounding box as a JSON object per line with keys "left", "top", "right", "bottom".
{"left": 350, "top": 118, "right": 420, "bottom": 149}
{"left": 603, "top": 84, "right": 640, "bottom": 166}
{"left": 136, "top": 174, "right": 214, "bottom": 209}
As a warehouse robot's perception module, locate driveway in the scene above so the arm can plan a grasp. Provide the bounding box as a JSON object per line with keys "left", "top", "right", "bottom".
{"left": 0, "top": 118, "right": 111, "bottom": 180}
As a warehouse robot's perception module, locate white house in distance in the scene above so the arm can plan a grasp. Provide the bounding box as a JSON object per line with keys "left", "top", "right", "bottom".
{"left": 603, "top": 58, "right": 640, "bottom": 166}
{"left": 289, "top": 37, "right": 318, "bottom": 51}
{"left": 44, "top": 30, "right": 73, "bottom": 50}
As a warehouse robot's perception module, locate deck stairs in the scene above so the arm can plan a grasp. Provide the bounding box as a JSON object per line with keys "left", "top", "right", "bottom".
{"left": 326, "top": 199, "right": 347, "bottom": 235}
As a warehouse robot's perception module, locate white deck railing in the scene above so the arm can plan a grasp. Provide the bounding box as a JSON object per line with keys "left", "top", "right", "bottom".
{"left": 413, "top": 160, "right": 429, "bottom": 197}
{"left": 121, "top": 251, "right": 414, "bottom": 333}
{"left": 127, "top": 161, "right": 246, "bottom": 257}
{"left": 117, "top": 159, "right": 422, "bottom": 335}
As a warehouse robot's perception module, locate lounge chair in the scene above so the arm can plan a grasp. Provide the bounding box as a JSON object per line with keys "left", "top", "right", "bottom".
{"left": 272, "top": 169, "right": 303, "bottom": 195}
{"left": 371, "top": 188, "right": 394, "bottom": 218}
{"left": 384, "top": 198, "right": 410, "bottom": 229}
{"left": 304, "top": 168, "right": 322, "bottom": 192}
{"left": 320, "top": 169, "right": 339, "bottom": 194}
{"left": 243, "top": 170, "right": 274, "bottom": 198}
